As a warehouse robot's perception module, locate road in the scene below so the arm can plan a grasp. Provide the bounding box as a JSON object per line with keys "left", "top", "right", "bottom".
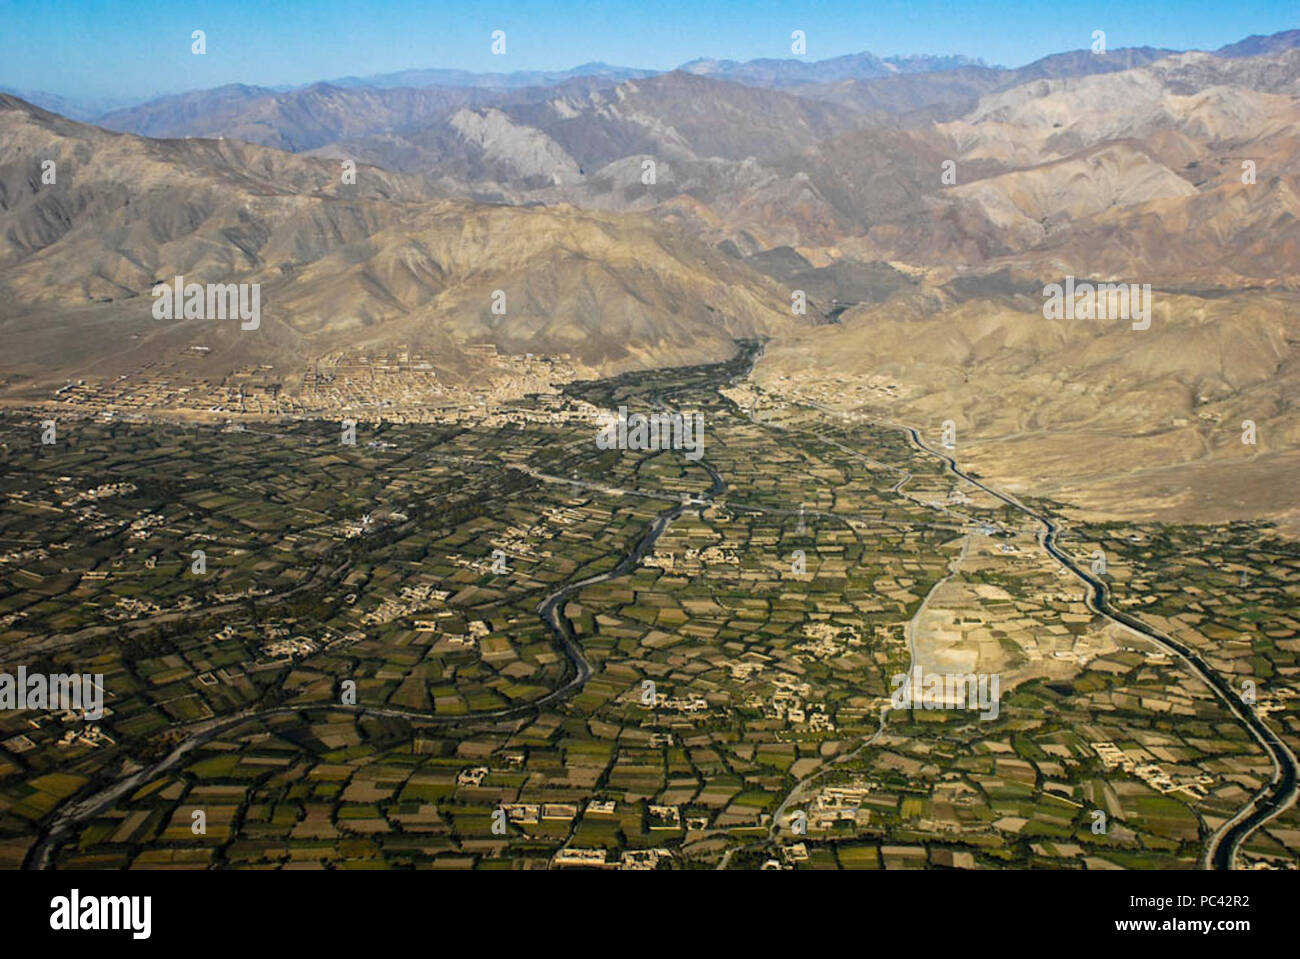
{"left": 896, "top": 425, "right": 1298, "bottom": 870}
{"left": 26, "top": 354, "right": 733, "bottom": 869}
{"left": 739, "top": 392, "right": 1295, "bottom": 870}
{"left": 26, "top": 343, "right": 1294, "bottom": 870}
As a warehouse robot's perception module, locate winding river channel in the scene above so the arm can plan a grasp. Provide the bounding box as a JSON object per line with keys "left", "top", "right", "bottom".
{"left": 899, "top": 426, "right": 1299, "bottom": 869}
{"left": 27, "top": 361, "right": 731, "bottom": 869}
{"left": 26, "top": 345, "right": 1293, "bottom": 870}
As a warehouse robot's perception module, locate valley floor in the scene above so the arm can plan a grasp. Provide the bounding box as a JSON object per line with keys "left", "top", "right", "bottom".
{"left": 1, "top": 344, "right": 1298, "bottom": 870}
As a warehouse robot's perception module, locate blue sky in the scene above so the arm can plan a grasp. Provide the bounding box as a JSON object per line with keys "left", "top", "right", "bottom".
{"left": 0, "top": 0, "right": 1295, "bottom": 101}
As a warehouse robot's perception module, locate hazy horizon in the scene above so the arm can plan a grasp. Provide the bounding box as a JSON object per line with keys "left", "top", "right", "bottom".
{"left": 1, "top": 0, "right": 1295, "bottom": 104}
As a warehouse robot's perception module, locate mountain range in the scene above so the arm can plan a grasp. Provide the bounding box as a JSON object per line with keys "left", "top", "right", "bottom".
{"left": 2, "top": 28, "right": 1299, "bottom": 529}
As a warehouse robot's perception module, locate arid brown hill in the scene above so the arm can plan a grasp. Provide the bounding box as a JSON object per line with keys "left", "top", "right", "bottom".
{"left": 0, "top": 94, "right": 795, "bottom": 394}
